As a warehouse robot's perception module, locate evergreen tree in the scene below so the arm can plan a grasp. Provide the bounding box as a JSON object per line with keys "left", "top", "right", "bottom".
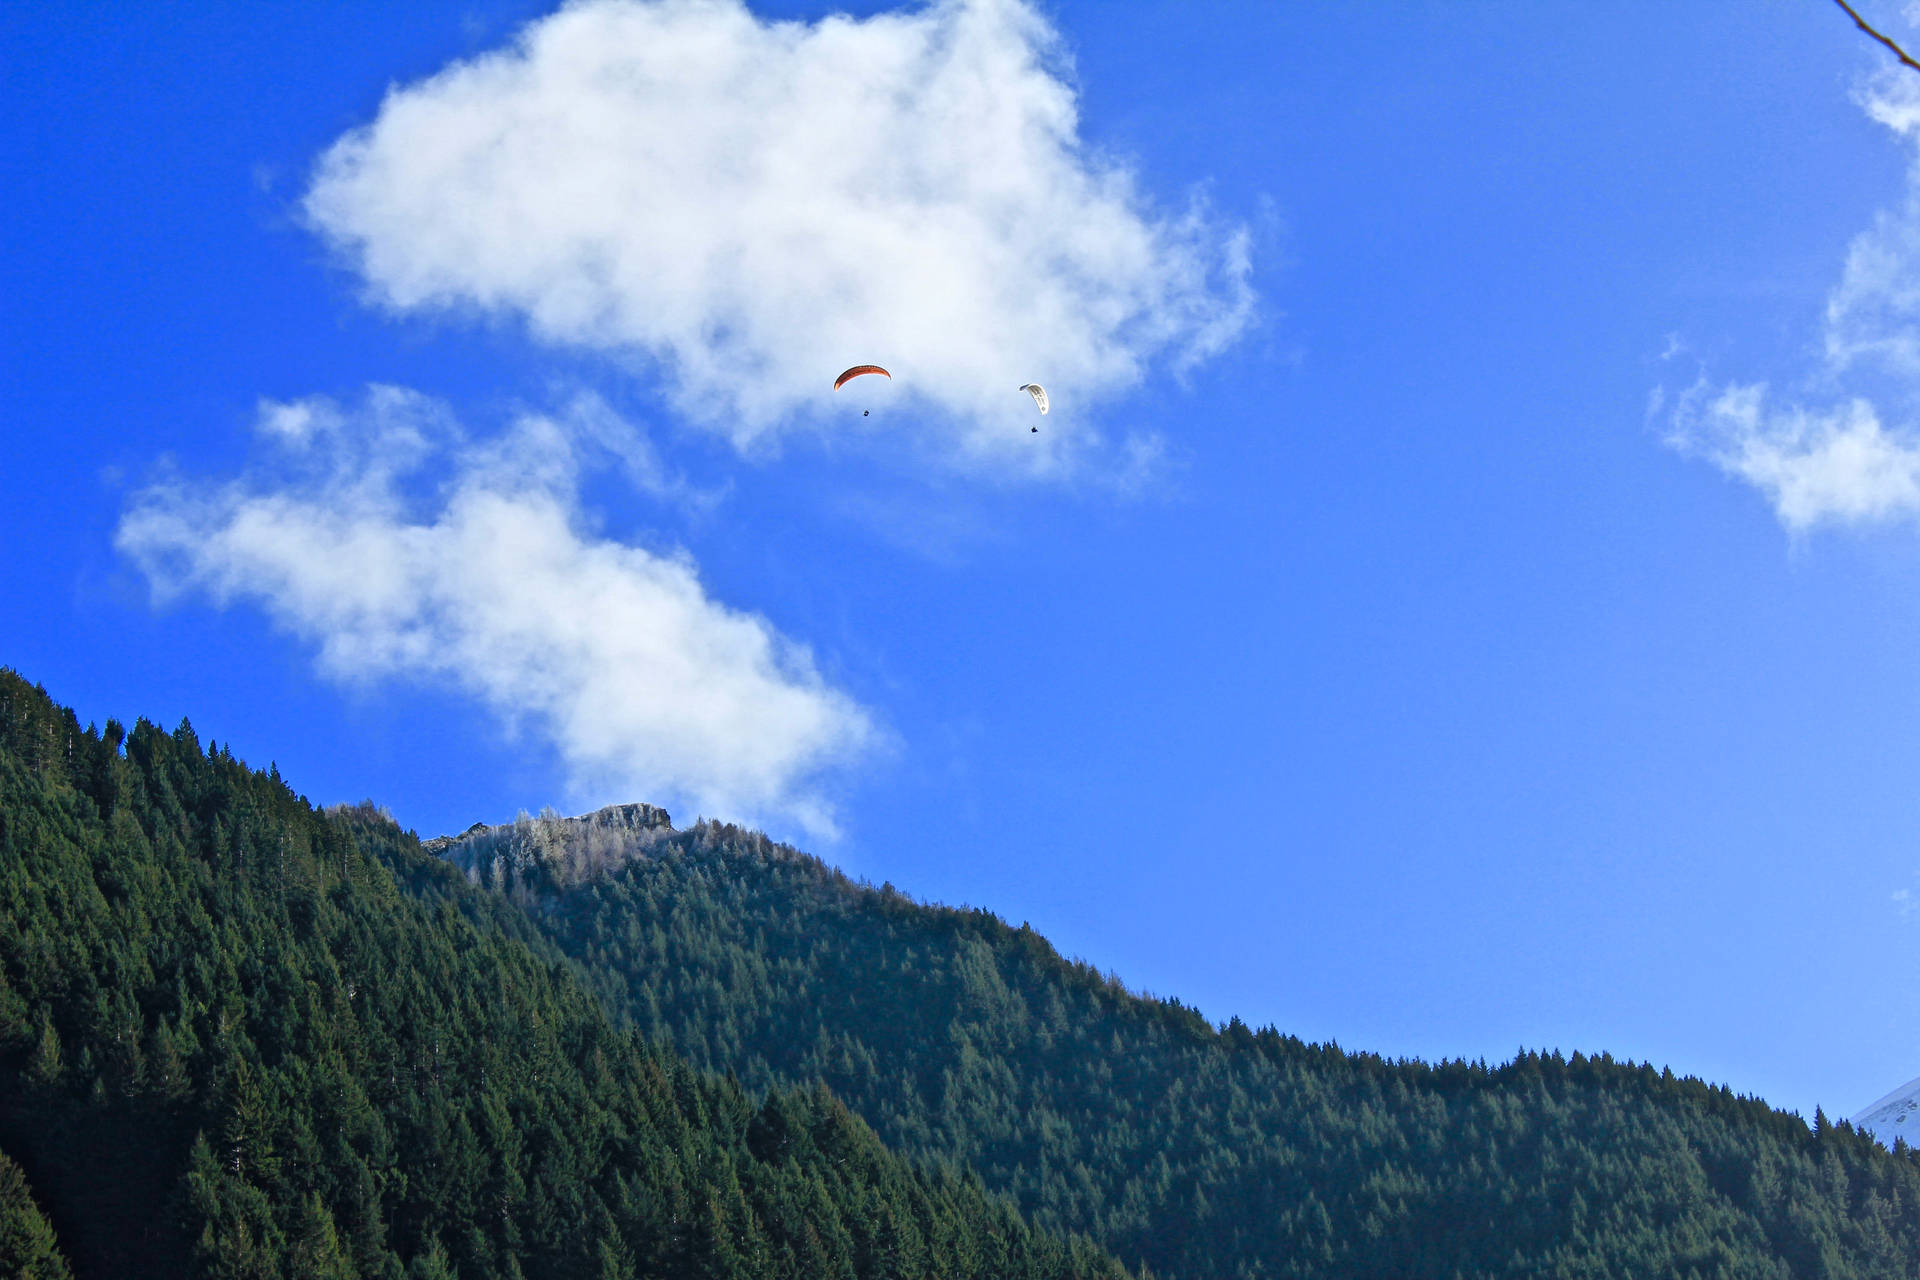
{"left": 25, "top": 1011, "right": 62, "bottom": 1088}
{"left": 0, "top": 1149, "right": 72, "bottom": 1280}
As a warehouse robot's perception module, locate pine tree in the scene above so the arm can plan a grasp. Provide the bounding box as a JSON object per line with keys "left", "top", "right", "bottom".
{"left": 24, "top": 1010, "right": 61, "bottom": 1088}
{"left": 289, "top": 1192, "right": 357, "bottom": 1280}
{"left": 220, "top": 1056, "right": 281, "bottom": 1186}
{"left": 0, "top": 1150, "right": 73, "bottom": 1280}
{"left": 144, "top": 1018, "right": 191, "bottom": 1103}
{"left": 408, "top": 1235, "right": 456, "bottom": 1280}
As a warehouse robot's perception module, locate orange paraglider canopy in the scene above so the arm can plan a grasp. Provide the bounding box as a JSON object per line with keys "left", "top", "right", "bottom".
{"left": 834, "top": 365, "right": 891, "bottom": 391}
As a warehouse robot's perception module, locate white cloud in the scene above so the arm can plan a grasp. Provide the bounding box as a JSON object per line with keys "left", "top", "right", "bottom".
{"left": 302, "top": 0, "right": 1252, "bottom": 469}
{"left": 1668, "top": 64, "right": 1920, "bottom": 529}
{"left": 1666, "top": 383, "right": 1920, "bottom": 530}
{"left": 116, "top": 387, "right": 873, "bottom": 837}
{"left": 1827, "top": 72, "right": 1920, "bottom": 374}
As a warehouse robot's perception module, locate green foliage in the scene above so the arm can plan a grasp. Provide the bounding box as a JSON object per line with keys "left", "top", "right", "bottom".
{"left": 0, "top": 1146, "right": 73, "bottom": 1280}
{"left": 465, "top": 811, "right": 1920, "bottom": 1280}
{"left": 0, "top": 669, "right": 1129, "bottom": 1280}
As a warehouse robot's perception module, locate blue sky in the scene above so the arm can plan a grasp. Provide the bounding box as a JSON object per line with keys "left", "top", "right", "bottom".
{"left": 8, "top": 0, "right": 1920, "bottom": 1124}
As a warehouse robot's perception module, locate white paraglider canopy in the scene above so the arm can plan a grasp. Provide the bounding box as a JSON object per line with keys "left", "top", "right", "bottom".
{"left": 1019, "top": 383, "right": 1049, "bottom": 414}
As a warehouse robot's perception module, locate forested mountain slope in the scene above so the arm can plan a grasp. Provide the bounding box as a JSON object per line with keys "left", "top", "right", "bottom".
{"left": 0, "top": 670, "right": 1134, "bottom": 1280}
{"left": 438, "top": 806, "right": 1920, "bottom": 1280}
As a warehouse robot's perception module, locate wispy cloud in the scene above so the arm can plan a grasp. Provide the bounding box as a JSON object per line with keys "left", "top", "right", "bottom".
{"left": 1666, "top": 382, "right": 1920, "bottom": 530}
{"left": 302, "top": 0, "right": 1252, "bottom": 471}
{"left": 1666, "top": 65, "right": 1920, "bottom": 529}
{"left": 116, "top": 387, "right": 873, "bottom": 837}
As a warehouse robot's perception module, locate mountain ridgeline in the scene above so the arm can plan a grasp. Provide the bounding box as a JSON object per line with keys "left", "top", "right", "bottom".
{"left": 434, "top": 805, "right": 1920, "bottom": 1280}
{"left": 7, "top": 660, "right": 1920, "bottom": 1280}
{"left": 0, "top": 670, "right": 1133, "bottom": 1280}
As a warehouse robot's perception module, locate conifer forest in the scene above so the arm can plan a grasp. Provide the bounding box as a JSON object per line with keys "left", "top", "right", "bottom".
{"left": 6, "top": 667, "right": 1920, "bottom": 1278}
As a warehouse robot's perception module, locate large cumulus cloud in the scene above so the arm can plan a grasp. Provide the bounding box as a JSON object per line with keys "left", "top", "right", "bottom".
{"left": 303, "top": 0, "right": 1252, "bottom": 464}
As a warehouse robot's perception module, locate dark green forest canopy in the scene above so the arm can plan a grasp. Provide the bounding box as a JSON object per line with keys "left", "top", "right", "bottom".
{"left": 0, "top": 669, "right": 1134, "bottom": 1280}
{"left": 434, "top": 803, "right": 1920, "bottom": 1280}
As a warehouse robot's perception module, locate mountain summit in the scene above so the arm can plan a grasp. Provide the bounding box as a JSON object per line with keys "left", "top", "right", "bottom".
{"left": 426, "top": 801, "right": 676, "bottom": 902}
{"left": 1854, "top": 1075, "right": 1920, "bottom": 1150}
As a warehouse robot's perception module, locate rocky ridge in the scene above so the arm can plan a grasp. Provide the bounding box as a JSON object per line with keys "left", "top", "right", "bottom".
{"left": 425, "top": 801, "right": 676, "bottom": 902}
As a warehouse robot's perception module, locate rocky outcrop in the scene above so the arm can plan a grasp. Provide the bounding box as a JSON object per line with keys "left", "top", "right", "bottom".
{"left": 425, "top": 802, "right": 675, "bottom": 902}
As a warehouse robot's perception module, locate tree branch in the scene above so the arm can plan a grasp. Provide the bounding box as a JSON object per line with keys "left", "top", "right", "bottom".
{"left": 1832, "top": 0, "right": 1920, "bottom": 75}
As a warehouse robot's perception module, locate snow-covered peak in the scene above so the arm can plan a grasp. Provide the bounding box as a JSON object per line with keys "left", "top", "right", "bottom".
{"left": 1851, "top": 1075, "right": 1920, "bottom": 1149}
